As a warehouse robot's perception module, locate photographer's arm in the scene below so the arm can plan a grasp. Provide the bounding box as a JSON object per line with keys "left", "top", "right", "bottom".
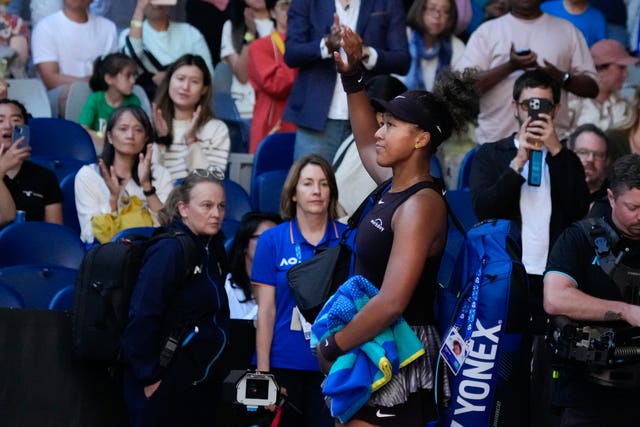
{"left": 253, "top": 283, "right": 276, "bottom": 372}
{"left": 544, "top": 272, "right": 640, "bottom": 326}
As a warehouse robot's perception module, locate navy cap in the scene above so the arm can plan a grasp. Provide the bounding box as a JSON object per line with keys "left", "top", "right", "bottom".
{"left": 371, "top": 91, "right": 442, "bottom": 136}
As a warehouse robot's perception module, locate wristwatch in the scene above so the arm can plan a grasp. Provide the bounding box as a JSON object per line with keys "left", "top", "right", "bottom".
{"left": 561, "top": 71, "right": 571, "bottom": 87}
{"left": 243, "top": 32, "right": 256, "bottom": 44}
{"left": 143, "top": 186, "right": 156, "bottom": 197}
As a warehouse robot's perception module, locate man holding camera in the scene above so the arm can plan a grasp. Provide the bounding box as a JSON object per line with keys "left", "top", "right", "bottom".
{"left": 544, "top": 154, "right": 640, "bottom": 426}
{"left": 469, "top": 69, "right": 589, "bottom": 425}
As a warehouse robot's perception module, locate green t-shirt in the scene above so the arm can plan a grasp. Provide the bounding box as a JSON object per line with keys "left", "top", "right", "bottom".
{"left": 78, "top": 91, "right": 141, "bottom": 133}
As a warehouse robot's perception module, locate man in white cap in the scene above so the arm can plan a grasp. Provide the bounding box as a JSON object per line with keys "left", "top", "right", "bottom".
{"left": 568, "top": 39, "right": 639, "bottom": 132}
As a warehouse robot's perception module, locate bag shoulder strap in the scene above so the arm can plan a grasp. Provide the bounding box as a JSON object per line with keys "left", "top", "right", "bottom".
{"left": 346, "top": 178, "right": 392, "bottom": 231}
{"left": 124, "top": 35, "right": 166, "bottom": 73}
{"left": 148, "top": 230, "right": 199, "bottom": 280}
{"left": 578, "top": 217, "right": 621, "bottom": 276}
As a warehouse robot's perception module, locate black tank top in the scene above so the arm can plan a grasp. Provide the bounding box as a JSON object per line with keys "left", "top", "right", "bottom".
{"left": 354, "top": 180, "right": 444, "bottom": 325}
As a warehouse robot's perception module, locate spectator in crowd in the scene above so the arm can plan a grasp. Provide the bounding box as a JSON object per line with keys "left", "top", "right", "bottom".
{"left": 456, "top": 0, "right": 598, "bottom": 144}
{"left": 79, "top": 53, "right": 141, "bottom": 155}
{"left": 283, "top": 0, "right": 410, "bottom": 162}
{"left": 186, "top": 0, "right": 229, "bottom": 66}
{"left": 541, "top": 0, "right": 606, "bottom": 47}
{"left": 247, "top": 0, "right": 297, "bottom": 153}
{"left": 469, "top": 69, "right": 589, "bottom": 425}
{"left": 544, "top": 154, "right": 640, "bottom": 426}
{"left": 568, "top": 123, "right": 611, "bottom": 206}
{"left": 590, "top": 0, "right": 628, "bottom": 47}
{"left": 121, "top": 0, "right": 214, "bottom": 101}
{"left": 607, "top": 89, "right": 640, "bottom": 160}
{"left": 568, "top": 39, "right": 638, "bottom": 133}
{"left": 122, "top": 169, "right": 230, "bottom": 426}
{"left": 220, "top": 0, "right": 273, "bottom": 119}
{"left": 403, "top": 0, "right": 465, "bottom": 92}
{"left": 31, "top": 0, "right": 118, "bottom": 118}
{"left": 152, "top": 54, "right": 230, "bottom": 182}
{"left": 0, "top": 99, "right": 62, "bottom": 227}
{"left": 252, "top": 154, "right": 345, "bottom": 427}
{"left": 0, "top": 0, "right": 28, "bottom": 78}
{"left": 75, "top": 106, "right": 173, "bottom": 244}
{"left": 314, "top": 28, "right": 477, "bottom": 426}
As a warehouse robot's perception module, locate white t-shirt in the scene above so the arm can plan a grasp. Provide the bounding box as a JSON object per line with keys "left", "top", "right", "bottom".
{"left": 119, "top": 20, "right": 214, "bottom": 78}
{"left": 32, "top": 11, "right": 118, "bottom": 78}
{"left": 455, "top": 13, "right": 597, "bottom": 143}
{"left": 74, "top": 162, "right": 174, "bottom": 243}
{"left": 219, "top": 18, "right": 273, "bottom": 119}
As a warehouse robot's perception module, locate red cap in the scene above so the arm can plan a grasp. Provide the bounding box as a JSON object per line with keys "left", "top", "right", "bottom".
{"left": 590, "top": 39, "right": 639, "bottom": 67}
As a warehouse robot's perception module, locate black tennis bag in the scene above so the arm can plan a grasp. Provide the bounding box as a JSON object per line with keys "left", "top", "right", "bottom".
{"left": 72, "top": 230, "right": 196, "bottom": 363}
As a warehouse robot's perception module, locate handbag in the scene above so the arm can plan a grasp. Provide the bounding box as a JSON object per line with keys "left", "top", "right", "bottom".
{"left": 91, "top": 195, "right": 153, "bottom": 244}
{"left": 286, "top": 179, "right": 392, "bottom": 323}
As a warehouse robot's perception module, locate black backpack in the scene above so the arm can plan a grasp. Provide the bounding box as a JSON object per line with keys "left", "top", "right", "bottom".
{"left": 72, "top": 230, "right": 198, "bottom": 364}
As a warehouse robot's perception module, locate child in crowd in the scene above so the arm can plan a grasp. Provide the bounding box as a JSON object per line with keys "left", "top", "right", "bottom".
{"left": 152, "top": 54, "right": 230, "bottom": 182}
{"left": 79, "top": 53, "right": 141, "bottom": 155}
{"left": 0, "top": 0, "right": 28, "bottom": 78}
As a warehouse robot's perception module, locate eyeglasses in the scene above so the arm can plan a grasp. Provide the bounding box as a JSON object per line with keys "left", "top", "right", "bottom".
{"left": 190, "top": 166, "right": 225, "bottom": 180}
{"left": 424, "top": 5, "right": 451, "bottom": 18}
{"left": 518, "top": 99, "right": 555, "bottom": 112}
{"left": 574, "top": 148, "right": 607, "bottom": 160}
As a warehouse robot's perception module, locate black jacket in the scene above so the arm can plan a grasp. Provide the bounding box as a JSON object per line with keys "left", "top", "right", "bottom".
{"left": 469, "top": 135, "right": 589, "bottom": 249}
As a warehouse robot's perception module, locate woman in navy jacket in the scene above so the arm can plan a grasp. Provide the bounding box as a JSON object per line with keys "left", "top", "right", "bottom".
{"left": 121, "top": 169, "right": 230, "bottom": 427}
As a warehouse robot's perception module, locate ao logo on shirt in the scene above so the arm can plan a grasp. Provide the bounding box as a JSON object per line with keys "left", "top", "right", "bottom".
{"left": 279, "top": 257, "right": 299, "bottom": 267}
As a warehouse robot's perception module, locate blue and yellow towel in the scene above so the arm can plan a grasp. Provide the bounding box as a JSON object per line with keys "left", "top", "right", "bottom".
{"left": 311, "top": 275, "right": 425, "bottom": 423}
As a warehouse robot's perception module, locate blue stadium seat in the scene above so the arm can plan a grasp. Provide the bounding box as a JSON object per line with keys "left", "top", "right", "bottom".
{"left": 28, "top": 117, "right": 97, "bottom": 181}
{"left": 255, "top": 170, "right": 288, "bottom": 214}
{"left": 457, "top": 147, "right": 478, "bottom": 191}
{"left": 48, "top": 284, "right": 75, "bottom": 311}
{"left": 213, "top": 92, "right": 250, "bottom": 153}
{"left": 221, "top": 179, "right": 252, "bottom": 240}
{"left": 60, "top": 172, "right": 80, "bottom": 235}
{"left": 250, "top": 132, "right": 295, "bottom": 210}
{"left": 0, "top": 282, "right": 24, "bottom": 308}
{"left": 0, "top": 265, "right": 77, "bottom": 309}
{"left": 0, "top": 222, "right": 85, "bottom": 269}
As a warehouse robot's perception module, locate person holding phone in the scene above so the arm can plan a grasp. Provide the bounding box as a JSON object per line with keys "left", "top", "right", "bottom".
{"left": 0, "top": 99, "right": 63, "bottom": 228}
{"left": 469, "top": 69, "right": 589, "bottom": 424}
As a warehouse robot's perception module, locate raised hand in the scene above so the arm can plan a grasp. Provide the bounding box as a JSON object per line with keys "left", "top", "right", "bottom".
{"left": 0, "top": 140, "right": 30, "bottom": 177}
{"left": 334, "top": 26, "right": 363, "bottom": 74}
{"left": 138, "top": 144, "right": 153, "bottom": 188}
{"left": 152, "top": 103, "right": 169, "bottom": 139}
{"left": 508, "top": 44, "right": 538, "bottom": 70}
{"left": 184, "top": 105, "right": 202, "bottom": 145}
{"left": 98, "top": 159, "right": 123, "bottom": 199}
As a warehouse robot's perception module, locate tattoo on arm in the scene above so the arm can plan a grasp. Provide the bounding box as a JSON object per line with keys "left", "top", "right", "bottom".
{"left": 604, "top": 311, "right": 622, "bottom": 321}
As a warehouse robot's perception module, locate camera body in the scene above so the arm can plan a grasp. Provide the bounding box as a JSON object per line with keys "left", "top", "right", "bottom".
{"left": 223, "top": 370, "right": 280, "bottom": 408}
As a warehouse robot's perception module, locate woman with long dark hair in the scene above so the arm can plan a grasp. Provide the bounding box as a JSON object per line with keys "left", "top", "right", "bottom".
{"left": 152, "top": 54, "right": 230, "bottom": 181}
{"left": 75, "top": 105, "right": 173, "bottom": 243}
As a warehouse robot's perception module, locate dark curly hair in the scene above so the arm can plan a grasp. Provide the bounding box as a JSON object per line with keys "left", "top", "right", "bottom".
{"left": 429, "top": 68, "right": 479, "bottom": 152}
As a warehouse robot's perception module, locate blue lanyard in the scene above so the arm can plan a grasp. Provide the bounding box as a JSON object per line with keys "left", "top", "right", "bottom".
{"left": 454, "top": 257, "right": 484, "bottom": 341}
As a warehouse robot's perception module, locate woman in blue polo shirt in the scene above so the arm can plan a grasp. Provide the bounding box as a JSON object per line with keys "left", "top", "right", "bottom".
{"left": 251, "top": 154, "right": 345, "bottom": 427}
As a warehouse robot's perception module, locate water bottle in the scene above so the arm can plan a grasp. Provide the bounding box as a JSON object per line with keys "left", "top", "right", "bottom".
{"left": 15, "top": 210, "right": 25, "bottom": 223}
